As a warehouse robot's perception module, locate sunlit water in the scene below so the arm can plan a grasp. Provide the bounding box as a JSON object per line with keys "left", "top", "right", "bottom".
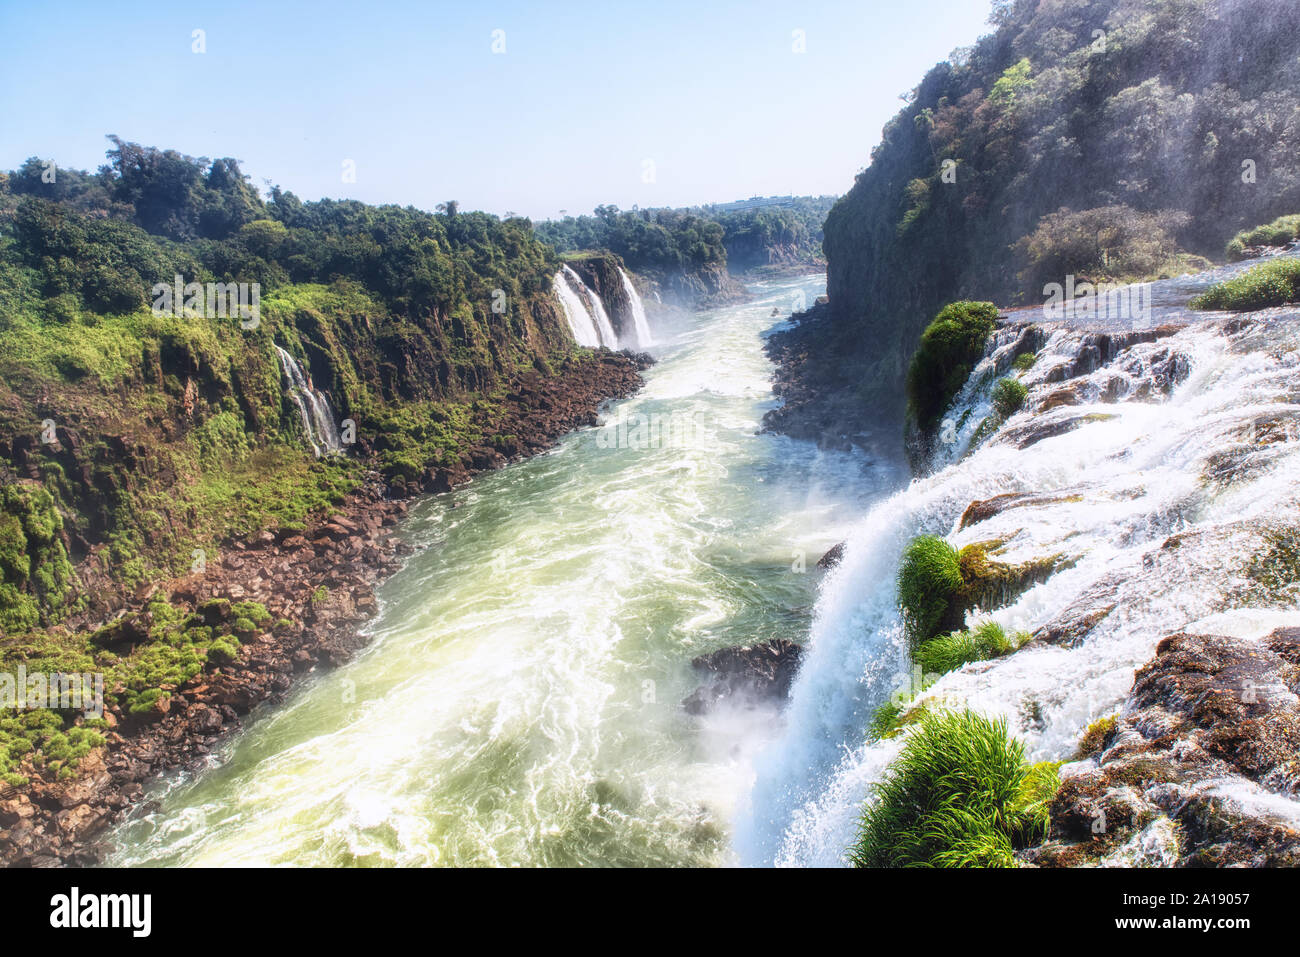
{"left": 107, "top": 275, "right": 899, "bottom": 867}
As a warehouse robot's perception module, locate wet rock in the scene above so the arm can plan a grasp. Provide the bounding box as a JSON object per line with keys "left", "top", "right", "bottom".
{"left": 817, "top": 542, "right": 846, "bottom": 569}
{"left": 997, "top": 411, "right": 1118, "bottom": 451}
{"left": 1025, "top": 629, "right": 1300, "bottom": 867}
{"left": 958, "top": 491, "right": 1084, "bottom": 530}
{"left": 682, "top": 639, "right": 804, "bottom": 715}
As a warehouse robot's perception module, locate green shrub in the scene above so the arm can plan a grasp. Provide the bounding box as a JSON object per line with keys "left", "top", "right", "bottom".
{"left": 1226, "top": 214, "right": 1300, "bottom": 260}
{"left": 915, "top": 621, "right": 1020, "bottom": 675}
{"left": 849, "top": 709, "right": 1059, "bottom": 867}
{"left": 1191, "top": 258, "right": 1300, "bottom": 311}
{"left": 897, "top": 536, "right": 963, "bottom": 649}
{"left": 1077, "top": 715, "right": 1119, "bottom": 758}
{"left": 991, "top": 377, "right": 1028, "bottom": 418}
{"left": 899, "top": 536, "right": 1057, "bottom": 659}
{"left": 905, "top": 302, "right": 1000, "bottom": 432}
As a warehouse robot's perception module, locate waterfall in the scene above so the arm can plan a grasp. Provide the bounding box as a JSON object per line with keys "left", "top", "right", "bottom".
{"left": 571, "top": 266, "right": 620, "bottom": 347}
{"left": 737, "top": 264, "right": 1300, "bottom": 866}
{"left": 618, "top": 267, "right": 653, "bottom": 348}
{"left": 553, "top": 271, "right": 602, "bottom": 347}
{"left": 554, "top": 266, "right": 619, "bottom": 348}
{"left": 275, "top": 345, "right": 342, "bottom": 457}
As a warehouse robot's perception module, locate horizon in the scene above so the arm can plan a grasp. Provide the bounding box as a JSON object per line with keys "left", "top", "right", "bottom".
{"left": 0, "top": 0, "right": 994, "bottom": 220}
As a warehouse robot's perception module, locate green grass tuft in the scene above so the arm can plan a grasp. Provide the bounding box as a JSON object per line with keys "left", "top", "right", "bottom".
{"left": 915, "top": 620, "right": 1024, "bottom": 675}
{"left": 849, "top": 709, "right": 1059, "bottom": 867}
{"left": 1225, "top": 214, "right": 1300, "bottom": 261}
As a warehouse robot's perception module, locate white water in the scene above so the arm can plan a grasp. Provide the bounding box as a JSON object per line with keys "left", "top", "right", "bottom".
{"left": 573, "top": 267, "right": 620, "bottom": 348}
{"left": 552, "top": 271, "right": 602, "bottom": 347}
{"left": 107, "top": 276, "right": 899, "bottom": 867}
{"left": 275, "top": 345, "right": 342, "bottom": 457}
{"left": 553, "top": 266, "right": 630, "bottom": 349}
{"left": 739, "top": 296, "right": 1300, "bottom": 866}
{"left": 619, "top": 267, "right": 654, "bottom": 349}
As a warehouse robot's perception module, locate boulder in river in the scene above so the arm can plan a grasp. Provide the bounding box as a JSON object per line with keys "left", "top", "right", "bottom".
{"left": 682, "top": 639, "right": 804, "bottom": 715}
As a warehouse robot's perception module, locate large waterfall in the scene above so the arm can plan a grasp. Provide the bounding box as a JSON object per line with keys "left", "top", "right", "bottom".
{"left": 553, "top": 265, "right": 645, "bottom": 350}
{"left": 737, "top": 261, "right": 1300, "bottom": 866}
{"left": 619, "top": 267, "right": 654, "bottom": 349}
{"left": 275, "top": 345, "right": 342, "bottom": 457}
{"left": 553, "top": 270, "right": 603, "bottom": 347}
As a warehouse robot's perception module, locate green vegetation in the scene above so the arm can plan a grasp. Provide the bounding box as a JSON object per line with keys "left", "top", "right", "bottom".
{"left": 915, "top": 621, "right": 1027, "bottom": 676}
{"left": 535, "top": 196, "right": 837, "bottom": 277}
{"left": 898, "top": 535, "right": 1063, "bottom": 652}
{"left": 1190, "top": 258, "right": 1300, "bottom": 312}
{"left": 0, "top": 596, "right": 274, "bottom": 780}
{"left": 905, "top": 301, "right": 1000, "bottom": 432}
{"left": 1011, "top": 352, "right": 1037, "bottom": 372}
{"left": 0, "top": 138, "right": 597, "bottom": 631}
{"left": 1077, "top": 715, "right": 1119, "bottom": 759}
{"left": 849, "top": 709, "right": 1060, "bottom": 867}
{"left": 897, "top": 535, "right": 963, "bottom": 649}
{"left": 0, "top": 482, "right": 76, "bottom": 632}
{"left": 535, "top": 205, "right": 726, "bottom": 277}
{"left": 991, "top": 377, "right": 1028, "bottom": 419}
{"left": 0, "top": 711, "right": 104, "bottom": 784}
{"left": 1226, "top": 214, "right": 1300, "bottom": 260}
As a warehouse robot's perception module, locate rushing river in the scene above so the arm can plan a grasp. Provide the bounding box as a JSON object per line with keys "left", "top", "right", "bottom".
{"left": 107, "top": 275, "right": 898, "bottom": 867}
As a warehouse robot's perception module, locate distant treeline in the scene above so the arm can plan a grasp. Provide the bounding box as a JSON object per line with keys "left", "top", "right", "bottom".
{"left": 534, "top": 195, "right": 837, "bottom": 275}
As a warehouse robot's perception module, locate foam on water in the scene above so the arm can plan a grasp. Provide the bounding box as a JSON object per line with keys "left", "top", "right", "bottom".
{"left": 738, "top": 303, "right": 1300, "bottom": 867}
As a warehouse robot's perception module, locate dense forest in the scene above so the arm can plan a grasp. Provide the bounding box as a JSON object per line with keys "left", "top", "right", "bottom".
{"left": 0, "top": 139, "right": 614, "bottom": 636}
{"left": 801, "top": 0, "right": 1300, "bottom": 433}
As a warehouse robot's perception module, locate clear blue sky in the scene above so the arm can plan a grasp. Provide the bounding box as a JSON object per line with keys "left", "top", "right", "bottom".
{"left": 0, "top": 0, "right": 995, "bottom": 220}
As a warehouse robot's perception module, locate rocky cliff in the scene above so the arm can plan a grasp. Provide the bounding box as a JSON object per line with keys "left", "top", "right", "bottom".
{"left": 785, "top": 0, "right": 1300, "bottom": 449}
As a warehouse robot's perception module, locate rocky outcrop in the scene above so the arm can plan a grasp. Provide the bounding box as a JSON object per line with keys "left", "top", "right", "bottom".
{"left": 1023, "top": 628, "right": 1300, "bottom": 867}
{"left": 761, "top": 298, "right": 900, "bottom": 456}
{"left": 682, "top": 639, "right": 804, "bottom": 715}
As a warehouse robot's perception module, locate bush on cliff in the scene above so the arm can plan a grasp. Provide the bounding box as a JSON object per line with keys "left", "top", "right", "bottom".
{"left": 899, "top": 536, "right": 1064, "bottom": 652}
{"left": 849, "top": 709, "right": 1059, "bottom": 867}
{"left": 905, "top": 302, "right": 999, "bottom": 433}
{"left": 1191, "top": 258, "right": 1300, "bottom": 312}
{"left": 897, "top": 535, "right": 963, "bottom": 650}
